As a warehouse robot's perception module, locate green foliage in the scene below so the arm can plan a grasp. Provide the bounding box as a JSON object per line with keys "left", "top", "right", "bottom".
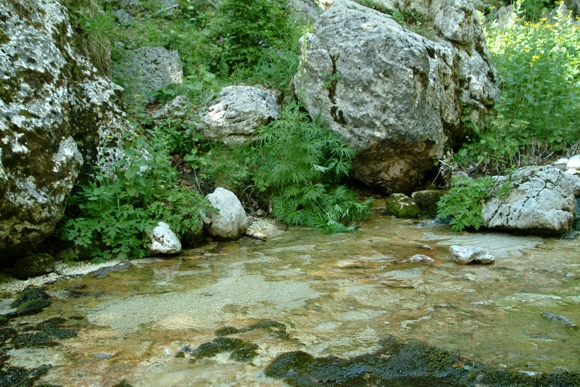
{"left": 460, "top": 4, "right": 580, "bottom": 172}
{"left": 59, "top": 126, "right": 211, "bottom": 262}
{"left": 436, "top": 176, "right": 497, "bottom": 232}
{"left": 249, "top": 102, "right": 373, "bottom": 233}
{"left": 204, "top": 0, "right": 295, "bottom": 74}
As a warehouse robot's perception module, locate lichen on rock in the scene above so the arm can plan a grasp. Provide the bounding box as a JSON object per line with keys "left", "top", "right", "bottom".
{"left": 0, "top": 0, "right": 131, "bottom": 262}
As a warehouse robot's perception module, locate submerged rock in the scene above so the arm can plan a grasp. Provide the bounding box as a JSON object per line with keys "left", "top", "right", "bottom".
{"left": 450, "top": 245, "right": 495, "bottom": 265}
{"left": 482, "top": 166, "right": 580, "bottom": 236}
{"left": 401, "top": 254, "right": 435, "bottom": 264}
{"left": 203, "top": 188, "right": 248, "bottom": 240}
{"left": 293, "top": 0, "right": 499, "bottom": 193}
{"left": 265, "top": 335, "right": 580, "bottom": 386}
{"left": 541, "top": 312, "right": 578, "bottom": 329}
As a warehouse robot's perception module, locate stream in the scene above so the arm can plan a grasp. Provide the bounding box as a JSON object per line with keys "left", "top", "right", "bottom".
{"left": 1, "top": 211, "right": 579, "bottom": 386}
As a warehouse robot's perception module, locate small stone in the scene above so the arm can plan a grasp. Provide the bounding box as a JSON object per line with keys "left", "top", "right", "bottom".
{"left": 450, "top": 245, "right": 495, "bottom": 265}
{"left": 204, "top": 188, "right": 248, "bottom": 240}
{"left": 566, "top": 155, "right": 580, "bottom": 170}
{"left": 401, "top": 254, "right": 435, "bottom": 264}
{"left": 541, "top": 312, "right": 578, "bottom": 328}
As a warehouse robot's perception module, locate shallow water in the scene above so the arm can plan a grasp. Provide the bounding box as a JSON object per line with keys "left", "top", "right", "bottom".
{"left": 3, "top": 213, "right": 580, "bottom": 386}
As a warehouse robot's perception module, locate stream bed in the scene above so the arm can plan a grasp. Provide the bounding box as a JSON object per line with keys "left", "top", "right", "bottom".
{"left": 1, "top": 212, "right": 579, "bottom": 386}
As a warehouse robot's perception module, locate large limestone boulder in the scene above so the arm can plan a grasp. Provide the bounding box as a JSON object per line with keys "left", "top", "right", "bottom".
{"left": 482, "top": 166, "right": 580, "bottom": 236}
{"left": 0, "top": 0, "right": 130, "bottom": 261}
{"left": 294, "top": 0, "right": 499, "bottom": 193}
{"left": 200, "top": 86, "right": 280, "bottom": 145}
{"left": 203, "top": 188, "right": 248, "bottom": 239}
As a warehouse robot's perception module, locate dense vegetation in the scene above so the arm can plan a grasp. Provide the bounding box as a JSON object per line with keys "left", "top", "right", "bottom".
{"left": 58, "top": 0, "right": 580, "bottom": 260}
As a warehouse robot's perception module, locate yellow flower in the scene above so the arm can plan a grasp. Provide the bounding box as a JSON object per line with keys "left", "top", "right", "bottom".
{"left": 531, "top": 54, "right": 541, "bottom": 64}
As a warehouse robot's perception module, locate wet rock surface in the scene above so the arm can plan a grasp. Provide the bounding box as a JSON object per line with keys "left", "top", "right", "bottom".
{"left": 482, "top": 165, "right": 580, "bottom": 236}
{"left": 0, "top": 214, "right": 578, "bottom": 385}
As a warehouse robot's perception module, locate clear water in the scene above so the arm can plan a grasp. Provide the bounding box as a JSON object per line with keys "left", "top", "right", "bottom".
{"left": 4, "top": 213, "right": 580, "bottom": 386}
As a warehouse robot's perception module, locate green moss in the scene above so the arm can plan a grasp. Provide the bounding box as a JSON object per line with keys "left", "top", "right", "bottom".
{"left": 185, "top": 337, "right": 259, "bottom": 362}
{"left": 13, "top": 253, "right": 55, "bottom": 280}
{"left": 412, "top": 190, "right": 448, "bottom": 218}
{"left": 265, "top": 336, "right": 580, "bottom": 387}
{"left": 10, "top": 286, "right": 51, "bottom": 315}
{"left": 385, "top": 193, "right": 421, "bottom": 218}
{"left": 215, "top": 320, "right": 291, "bottom": 340}
{"left": 0, "top": 76, "right": 20, "bottom": 104}
{"left": 12, "top": 317, "right": 78, "bottom": 348}
{"left": 112, "top": 380, "right": 133, "bottom": 387}
{"left": 0, "top": 30, "right": 10, "bottom": 45}
{"left": 0, "top": 365, "right": 51, "bottom": 387}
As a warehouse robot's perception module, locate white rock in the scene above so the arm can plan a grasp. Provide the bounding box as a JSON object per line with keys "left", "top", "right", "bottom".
{"left": 402, "top": 254, "right": 435, "bottom": 264}
{"left": 200, "top": 86, "right": 279, "bottom": 145}
{"left": 482, "top": 166, "right": 579, "bottom": 236}
{"left": 450, "top": 245, "right": 495, "bottom": 265}
{"left": 149, "top": 222, "right": 182, "bottom": 255}
{"left": 566, "top": 155, "right": 580, "bottom": 170}
{"left": 566, "top": 168, "right": 578, "bottom": 175}
{"left": 204, "top": 188, "right": 248, "bottom": 239}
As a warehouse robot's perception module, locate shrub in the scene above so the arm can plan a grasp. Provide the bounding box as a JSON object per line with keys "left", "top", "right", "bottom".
{"left": 249, "top": 102, "right": 373, "bottom": 233}
{"left": 436, "top": 176, "right": 511, "bottom": 232}
{"left": 459, "top": 3, "right": 580, "bottom": 172}
{"left": 204, "top": 0, "right": 295, "bottom": 74}
{"left": 59, "top": 126, "right": 211, "bottom": 262}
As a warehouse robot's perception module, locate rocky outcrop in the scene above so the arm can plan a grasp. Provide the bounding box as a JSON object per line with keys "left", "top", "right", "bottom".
{"left": 200, "top": 86, "right": 280, "bottom": 145}
{"left": 293, "top": 0, "right": 499, "bottom": 193}
{"left": 203, "top": 187, "right": 248, "bottom": 239}
{"left": 482, "top": 166, "right": 580, "bottom": 236}
{"left": 0, "top": 0, "right": 131, "bottom": 261}
{"left": 112, "top": 46, "right": 183, "bottom": 102}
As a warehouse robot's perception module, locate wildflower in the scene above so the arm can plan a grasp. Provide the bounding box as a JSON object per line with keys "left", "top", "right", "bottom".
{"left": 276, "top": 50, "right": 281, "bottom": 57}
{"left": 531, "top": 54, "right": 541, "bottom": 64}
{"left": 220, "top": 36, "right": 224, "bottom": 43}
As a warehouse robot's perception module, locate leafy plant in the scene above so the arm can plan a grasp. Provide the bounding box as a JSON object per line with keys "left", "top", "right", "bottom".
{"left": 204, "top": 0, "right": 295, "bottom": 74}
{"left": 249, "top": 102, "right": 373, "bottom": 233}
{"left": 436, "top": 176, "right": 511, "bottom": 232}
{"left": 59, "top": 126, "right": 211, "bottom": 262}
{"left": 460, "top": 3, "right": 580, "bottom": 173}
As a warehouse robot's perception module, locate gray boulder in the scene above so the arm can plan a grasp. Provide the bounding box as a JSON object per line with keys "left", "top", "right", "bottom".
{"left": 113, "top": 46, "right": 183, "bottom": 102}
{"left": 200, "top": 86, "right": 280, "bottom": 145}
{"left": 149, "top": 222, "right": 182, "bottom": 255}
{"left": 0, "top": 0, "right": 130, "bottom": 261}
{"left": 482, "top": 166, "right": 580, "bottom": 236}
{"left": 450, "top": 245, "right": 495, "bottom": 265}
{"left": 203, "top": 188, "right": 248, "bottom": 239}
{"left": 293, "top": 0, "right": 499, "bottom": 193}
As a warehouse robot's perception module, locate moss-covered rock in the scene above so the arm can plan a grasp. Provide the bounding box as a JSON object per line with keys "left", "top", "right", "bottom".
{"left": 265, "top": 335, "right": 580, "bottom": 387}
{"left": 385, "top": 193, "right": 421, "bottom": 218}
{"left": 10, "top": 286, "right": 51, "bottom": 316}
{"left": 13, "top": 253, "right": 56, "bottom": 279}
{"left": 412, "top": 190, "right": 448, "bottom": 218}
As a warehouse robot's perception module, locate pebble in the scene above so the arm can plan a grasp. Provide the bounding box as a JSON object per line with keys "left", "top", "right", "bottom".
{"left": 541, "top": 312, "right": 578, "bottom": 328}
